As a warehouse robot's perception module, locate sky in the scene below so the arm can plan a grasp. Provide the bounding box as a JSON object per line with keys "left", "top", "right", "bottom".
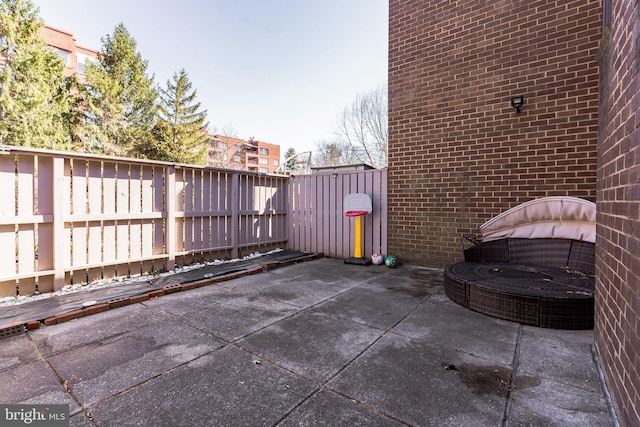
{"left": 35, "top": 0, "right": 388, "bottom": 156}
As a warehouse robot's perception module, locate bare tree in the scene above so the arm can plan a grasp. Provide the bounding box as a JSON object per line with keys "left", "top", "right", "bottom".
{"left": 334, "top": 85, "right": 387, "bottom": 168}
{"left": 211, "top": 121, "right": 238, "bottom": 138}
{"left": 207, "top": 123, "right": 238, "bottom": 168}
{"left": 313, "top": 139, "right": 361, "bottom": 167}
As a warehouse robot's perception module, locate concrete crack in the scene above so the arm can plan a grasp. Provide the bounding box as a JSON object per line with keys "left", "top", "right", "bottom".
{"left": 502, "top": 324, "right": 523, "bottom": 427}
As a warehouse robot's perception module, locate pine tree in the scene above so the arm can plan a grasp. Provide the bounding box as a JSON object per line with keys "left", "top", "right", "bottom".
{"left": 85, "top": 23, "right": 156, "bottom": 156}
{"left": 284, "top": 147, "right": 305, "bottom": 172}
{"left": 149, "top": 69, "right": 209, "bottom": 165}
{"left": 0, "top": 0, "right": 75, "bottom": 149}
{"left": 134, "top": 119, "right": 175, "bottom": 162}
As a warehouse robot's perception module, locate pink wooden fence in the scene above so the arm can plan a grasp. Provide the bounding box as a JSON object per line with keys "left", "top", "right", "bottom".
{"left": 0, "top": 146, "right": 387, "bottom": 297}
{"left": 0, "top": 147, "right": 288, "bottom": 297}
{"left": 288, "top": 169, "right": 387, "bottom": 259}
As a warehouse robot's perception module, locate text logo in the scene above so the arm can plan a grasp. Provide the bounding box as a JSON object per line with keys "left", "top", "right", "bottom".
{"left": 0, "top": 405, "right": 69, "bottom": 426}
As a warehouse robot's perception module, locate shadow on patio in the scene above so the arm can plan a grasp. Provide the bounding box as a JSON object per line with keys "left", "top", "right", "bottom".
{"left": 0, "top": 257, "right": 613, "bottom": 426}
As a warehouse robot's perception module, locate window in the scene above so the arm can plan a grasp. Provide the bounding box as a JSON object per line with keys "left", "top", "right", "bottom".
{"left": 76, "top": 53, "right": 95, "bottom": 74}
{"left": 220, "top": 142, "right": 228, "bottom": 150}
{"left": 223, "top": 153, "right": 228, "bottom": 161}
{"left": 274, "top": 160, "right": 279, "bottom": 166}
{"left": 259, "top": 148, "right": 269, "bottom": 155}
{"left": 233, "top": 155, "right": 241, "bottom": 162}
{"left": 49, "top": 47, "right": 71, "bottom": 66}
{"left": 234, "top": 145, "right": 242, "bottom": 152}
{"left": 259, "top": 158, "right": 269, "bottom": 165}
{"left": 259, "top": 168, "right": 269, "bottom": 173}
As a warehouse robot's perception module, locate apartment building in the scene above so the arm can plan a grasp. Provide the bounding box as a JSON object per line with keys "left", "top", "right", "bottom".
{"left": 40, "top": 25, "right": 98, "bottom": 81}
{"left": 209, "top": 135, "right": 281, "bottom": 174}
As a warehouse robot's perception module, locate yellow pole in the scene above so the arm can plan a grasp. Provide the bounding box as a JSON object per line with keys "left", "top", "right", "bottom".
{"left": 354, "top": 216, "right": 363, "bottom": 258}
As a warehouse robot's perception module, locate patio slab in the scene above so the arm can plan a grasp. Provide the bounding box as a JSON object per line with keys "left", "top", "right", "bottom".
{"left": 312, "top": 283, "right": 428, "bottom": 330}
{"left": 87, "top": 345, "right": 318, "bottom": 426}
{"left": 392, "top": 298, "right": 520, "bottom": 365}
{"left": 239, "top": 310, "right": 383, "bottom": 382}
{"left": 0, "top": 353, "right": 80, "bottom": 413}
{"left": 0, "top": 257, "right": 615, "bottom": 426}
{"left": 328, "top": 332, "right": 511, "bottom": 426}
{"left": 177, "top": 294, "right": 300, "bottom": 341}
{"left": 278, "top": 390, "right": 404, "bottom": 426}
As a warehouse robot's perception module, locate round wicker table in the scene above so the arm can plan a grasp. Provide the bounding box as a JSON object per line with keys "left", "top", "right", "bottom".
{"left": 444, "top": 262, "right": 594, "bottom": 329}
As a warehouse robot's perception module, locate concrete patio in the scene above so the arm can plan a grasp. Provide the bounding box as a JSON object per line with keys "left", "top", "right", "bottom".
{"left": 0, "top": 257, "right": 614, "bottom": 426}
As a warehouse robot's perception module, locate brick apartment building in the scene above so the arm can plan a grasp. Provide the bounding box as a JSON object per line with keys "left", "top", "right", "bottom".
{"left": 389, "top": 1, "right": 638, "bottom": 425}
{"left": 209, "top": 135, "right": 281, "bottom": 174}
{"left": 40, "top": 25, "right": 97, "bottom": 80}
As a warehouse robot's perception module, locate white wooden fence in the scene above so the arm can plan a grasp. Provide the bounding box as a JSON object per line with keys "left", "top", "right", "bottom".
{"left": 0, "top": 146, "right": 387, "bottom": 297}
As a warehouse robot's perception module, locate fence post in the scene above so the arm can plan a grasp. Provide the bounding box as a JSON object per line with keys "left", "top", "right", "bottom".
{"left": 52, "top": 157, "right": 65, "bottom": 291}
{"left": 166, "top": 165, "right": 176, "bottom": 271}
{"left": 231, "top": 173, "right": 239, "bottom": 259}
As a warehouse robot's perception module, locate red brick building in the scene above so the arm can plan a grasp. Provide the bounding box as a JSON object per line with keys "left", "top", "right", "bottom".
{"left": 40, "top": 25, "right": 97, "bottom": 81}
{"left": 388, "top": 0, "right": 601, "bottom": 267}
{"left": 389, "top": 1, "right": 639, "bottom": 426}
{"left": 596, "top": 1, "right": 640, "bottom": 425}
{"left": 209, "top": 135, "right": 281, "bottom": 174}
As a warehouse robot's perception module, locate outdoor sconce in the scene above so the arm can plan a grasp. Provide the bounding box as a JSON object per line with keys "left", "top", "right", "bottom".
{"left": 510, "top": 95, "right": 524, "bottom": 113}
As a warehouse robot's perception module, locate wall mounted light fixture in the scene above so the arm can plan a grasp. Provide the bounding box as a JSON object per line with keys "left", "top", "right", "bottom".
{"left": 510, "top": 96, "right": 524, "bottom": 113}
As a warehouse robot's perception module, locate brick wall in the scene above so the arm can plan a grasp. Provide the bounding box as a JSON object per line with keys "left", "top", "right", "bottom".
{"left": 596, "top": 0, "right": 640, "bottom": 425}
{"left": 388, "top": 0, "right": 601, "bottom": 267}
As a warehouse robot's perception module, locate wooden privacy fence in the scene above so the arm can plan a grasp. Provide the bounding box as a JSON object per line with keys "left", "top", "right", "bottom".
{"left": 288, "top": 169, "right": 387, "bottom": 260}
{"left": 0, "top": 146, "right": 387, "bottom": 298}
{"left": 0, "top": 147, "right": 288, "bottom": 297}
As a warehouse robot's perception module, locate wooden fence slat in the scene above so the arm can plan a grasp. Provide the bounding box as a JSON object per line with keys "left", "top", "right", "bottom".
{"left": 141, "top": 167, "right": 153, "bottom": 258}
{"left": 72, "top": 160, "right": 86, "bottom": 215}
{"left": 129, "top": 165, "right": 142, "bottom": 263}
{"left": 342, "top": 174, "right": 352, "bottom": 257}
{"left": 116, "top": 164, "right": 130, "bottom": 262}
{"left": 17, "top": 157, "right": 35, "bottom": 289}
{"left": 61, "top": 160, "right": 72, "bottom": 271}
{"left": 37, "top": 157, "right": 54, "bottom": 276}
{"left": 153, "top": 167, "right": 164, "bottom": 257}
{"left": 231, "top": 173, "right": 239, "bottom": 258}
{"left": 0, "top": 225, "right": 15, "bottom": 290}
{"left": 193, "top": 171, "right": 203, "bottom": 252}
{"left": 0, "top": 155, "right": 16, "bottom": 217}
{"left": 87, "top": 161, "right": 102, "bottom": 268}
{"left": 17, "top": 155, "right": 34, "bottom": 217}
{"left": 51, "top": 158, "right": 66, "bottom": 290}
{"left": 165, "top": 166, "right": 176, "bottom": 271}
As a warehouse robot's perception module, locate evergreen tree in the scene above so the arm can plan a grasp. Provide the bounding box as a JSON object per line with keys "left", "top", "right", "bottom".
{"left": 133, "top": 119, "right": 175, "bottom": 162}
{"left": 150, "top": 69, "right": 209, "bottom": 165}
{"left": 85, "top": 23, "right": 156, "bottom": 156}
{"left": 0, "top": 0, "right": 76, "bottom": 149}
{"left": 284, "top": 147, "right": 306, "bottom": 172}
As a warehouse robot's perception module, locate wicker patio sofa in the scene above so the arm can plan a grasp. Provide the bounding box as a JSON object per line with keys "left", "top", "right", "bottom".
{"left": 444, "top": 197, "right": 596, "bottom": 330}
